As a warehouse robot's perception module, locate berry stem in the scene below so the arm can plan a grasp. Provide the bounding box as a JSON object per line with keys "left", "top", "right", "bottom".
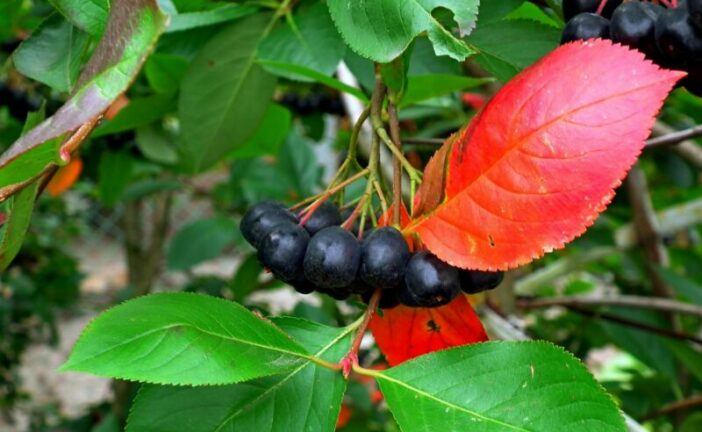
{"left": 294, "top": 168, "right": 368, "bottom": 215}
{"left": 387, "top": 100, "right": 403, "bottom": 226}
{"left": 339, "top": 288, "right": 382, "bottom": 378}
{"left": 374, "top": 124, "right": 423, "bottom": 184}
{"left": 595, "top": 0, "right": 608, "bottom": 15}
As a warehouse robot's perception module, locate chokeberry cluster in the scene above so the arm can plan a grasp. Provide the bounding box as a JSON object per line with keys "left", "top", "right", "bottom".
{"left": 240, "top": 200, "right": 504, "bottom": 309}
{"left": 561, "top": 0, "right": 702, "bottom": 96}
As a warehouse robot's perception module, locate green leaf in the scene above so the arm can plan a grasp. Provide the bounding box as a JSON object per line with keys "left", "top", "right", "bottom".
{"left": 681, "top": 413, "right": 702, "bottom": 432}
{"left": 466, "top": 19, "right": 560, "bottom": 82}
{"left": 0, "top": 181, "right": 40, "bottom": 271}
{"left": 0, "top": 0, "right": 167, "bottom": 196}
{"left": 256, "top": 60, "right": 368, "bottom": 102}
{"left": 49, "top": 0, "right": 109, "bottom": 36}
{"left": 327, "top": 0, "right": 479, "bottom": 62}
{"left": 167, "top": 3, "right": 257, "bottom": 33}
{"left": 277, "top": 129, "right": 323, "bottom": 199}
{"left": 144, "top": 53, "right": 189, "bottom": 93}
{"left": 401, "top": 74, "right": 492, "bottom": 107}
{"left": 12, "top": 13, "right": 89, "bottom": 92}
{"left": 381, "top": 49, "right": 412, "bottom": 104}
{"left": 229, "top": 254, "right": 263, "bottom": 300}
{"left": 60, "top": 293, "right": 310, "bottom": 385}
{"left": 97, "top": 151, "right": 134, "bottom": 207}
{"left": 93, "top": 94, "right": 176, "bottom": 137}
{"left": 229, "top": 104, "right": 291, "bottom": 159}
{"left": 167, "top": 216, "right": 237, "bottom": 270}
{"left": 135, "top": 125, "right": 179, "bottom": 165}
{"left": 655, "top": 267, "right": 702, "bottom": 305}
{"left": 178, "top": 13, "right": 277, "bottom": 173}
{"left": 122, "top": 178, "right": 181, "bottom": 202}
{"left": 377, "top": 341, "right": 625, "bottom": 431}
{"left": 476, "top": 0, "right": 525, "bottom": 24}
{"left": 126, "top": 318, "right": 351, "bottom": 432}
{"left": 259, "top": 2, "right": 345, "bottom": 81}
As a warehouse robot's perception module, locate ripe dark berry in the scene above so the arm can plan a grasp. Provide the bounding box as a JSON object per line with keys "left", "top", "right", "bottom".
{"left": 303, "top": 201, "right": 342, "bottom": 235}
{"left": 362, "top": 288, "right": 401, "bottom": 310}
{"left": 241, "top": 201, "right": 297, "bottom": 248}
{"left": 399, "top": 252, "right": 460, "bottom": 308}
{"left": 460, "top": 270, "right": 505, "bottom": 294}
{"left": 561, "top": 13, "right": 611, "bottom": 44}
{"left": 359, "top": 227, "right": 410, "bottom": 289}
{"left": 289, "top": 274, "right": 317, "bottom": 294}
{"left": 610, "top": 2, "right": 662, "bottom": 59}
{"left": 655, "top": 7, "right": 702, "bottom": 65}
{"left": 348, "top": 278, "right": 374, "bottom": 295}
{"left": 257, "top": 223, "right": 309, "bottom": 282}
{"left": 563, "top": 0, "right": 622, "bottom": 21}
{"left": 317, "top": 286, "right": 352, "bottom": 300}
{"left": 303, "top": 227, "right": 361, "bottom": 288}
{"left": 689, "top": 0, "right": 702, "bottom": 30}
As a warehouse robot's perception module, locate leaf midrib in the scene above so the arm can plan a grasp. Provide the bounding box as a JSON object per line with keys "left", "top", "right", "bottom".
{"left": 213, "top": 324, "right": 354, "bottom": 431}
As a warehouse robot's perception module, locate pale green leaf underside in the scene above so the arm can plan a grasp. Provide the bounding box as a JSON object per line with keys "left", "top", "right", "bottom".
{"left": 327, "top": 0, "right": 479, "bottom": 63}
{"left": 378, "top": 341, "right": 626, "bottom": 432}
{"left": 127, "top": 318, "right": 352, "bottom": 432}
{"left": 61, "top": 293, "right": 310, "bottom": 385}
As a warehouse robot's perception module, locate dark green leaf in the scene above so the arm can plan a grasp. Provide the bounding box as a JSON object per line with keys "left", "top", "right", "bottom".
{"left": 0, "top": 0, "right": 167, "bottom": 196}
{"left": 401, "top": 74, "right": 492, "bottom": 107}
{"left": 327, "top": 0, "right": 479, "bottom": 62}
{"left": 259, "top": 2, "right": 345, "bottom": 81}
{"left": 167, "top": 216, "right": 237, "bottom": 270}
{"left": 256, "top": 60, "right": 367, "bottom": 102}
{"left": 122, "top": 179, "right": 181, "bottom": 202}
{"left": 60, "top": 293, "right": 310, "bottom": 385}
{"left": 229, "top": 254, "right": 263, "bottom": 300}
{"left": 13, "top": 13, "right": 89, "bottom": 92}
{"left": 178, "top": 13, "right": 277, "bottom": 172}
{"left": 167, "top": 3, "right": 257, "bottom": 33}
{"left": 0, "top": 181, "right": 40, "bottom": 271}
{"left": 476, "top": 0, "right": 525, "bottom": 24}
{"left": 144, "top": 53, "right": 189, "bottom": 93}
{"left": 93, "top": 94, "right": 175, "bottom": 137}
{"left": 135, "top": 125, "right": 179, "bottom": 165}
{"left": 467, "top": 19, "right": 560, "bottom": 82}
{"left": 229, "top": 104, "right": 291, "bottom": 159}
{"left": 655, "top": 267, "right": 702, "bottom": 305}
{"left": 277, "top": 129, "right": 323, "bottom": 200}
{"left": 377, "top": 341, "right": 626, "bottom": 431}
{"left": 126, "top": 318, "right": 352, "bottom": 432}
{"left": 49, "top": 0, "right": 109, "bottom": 36}
{"left": 97, "top": 151, "right": 134, "bottom": 207}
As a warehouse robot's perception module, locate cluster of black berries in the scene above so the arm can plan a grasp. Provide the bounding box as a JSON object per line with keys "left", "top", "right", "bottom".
{"left": 561, "top": 0, "right": 702, "bottom": 96}
{"left": 240, "top": 201, "right": 504, "bottom": 309}
{"left": 279, "top": 92, "right": 345, "bottom": 116}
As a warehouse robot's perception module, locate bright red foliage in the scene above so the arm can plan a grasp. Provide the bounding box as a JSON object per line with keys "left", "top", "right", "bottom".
{"left": 369, "top": 294, "right": 488, "bottom": 366}
{"left": 407, "top": 40, "right": 684, "bottom": 271}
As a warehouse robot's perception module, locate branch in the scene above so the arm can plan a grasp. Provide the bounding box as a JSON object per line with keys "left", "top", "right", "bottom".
{"left": 640, "top": 394, "right": 702, "bottom": 421}
{"left": 646, "top": 124, "right": 702, "bottom": 148}
{"left": 388, "top": 101, "right": 402, "bottom": 226}
{"left": 517, "top": 295, "right": 702, "bottom": 319}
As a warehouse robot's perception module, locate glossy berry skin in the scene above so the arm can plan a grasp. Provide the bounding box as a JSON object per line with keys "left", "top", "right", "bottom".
{"left": 289, "top": 274, "right": 317, "bottom": 294}
{"left": 460, "top": 270, "right": 505, "bottom": 294}
{"left": 561, "top": 13, "right": 611, "bottom": 45}
{"left": 257, "top": 223, "right": 309, "bottom": 283}
{"left": 655, "top": 7, "right": 702, "bottom": 65}
{"left": 610, "top": 2, "right": 662, "bottom": 59}
{"left": 689, "top": 0, "right": 702, "bottom": 30}
{"left": 241, "top": 201, "right": 297, "bottom": 248}
{"left": 563, "top": 0, "right": 621, "bottom": 20}
{"left": 362, "top": 288, "right": 401, "bottom": 310}
{"left": 303, "top": 227, "right": 361, "bottom": 288}
{"left": 399, "top": 252, "right": 460, "bottom": 308}
{"left": 359, "top": 227, "right": 410, "bottom": 289}
{"left": 303, "top": 201, "right": 342, "bottom": 235}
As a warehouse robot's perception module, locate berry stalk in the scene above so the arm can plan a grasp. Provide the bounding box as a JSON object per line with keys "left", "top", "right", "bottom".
{"left": 339, "top": 288, "right": 382, "bottom": 378}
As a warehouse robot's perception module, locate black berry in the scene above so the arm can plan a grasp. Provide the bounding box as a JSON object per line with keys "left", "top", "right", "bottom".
{"left": 241, "top": 201, "right": 297, "bottom": 248}
{"left": 562, "top": 13, "right": 611, "bottom": 44}
{"left": 399, "top": 252, "right": 460, "bottom": 308}
{"left": 362, "top": 288, "right": 401, "bottom": 310}
{"left": 289, "top": 274, "right": 317, "bottom": 294}
{"left": 460, "top": 270, "right": 505, "bottom": 294}
{"left": 359, "top": 227, "right": 410, "bottom": 289}
{"left": 563, "top": 0, "right": 622, "bottom": 21}
{"left": 317, "top": 285, "right": 352, "bottom": 300}
{"left": 303, "top": 226, "right": 361, "bottom": 289}
{"left": 303, "top": 201, "right": 342, "bottom": 235}
{"left": 655, "top": 7, "right": 702, "bottom": 65}
{"left": 258, "top": 223, "right": 310, "bottom": 282}
{"left": 610, "top": 2, "right": 663, "bottom": 59}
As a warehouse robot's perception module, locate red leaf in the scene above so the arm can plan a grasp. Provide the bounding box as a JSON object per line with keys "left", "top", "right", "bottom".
{"left": 407, "top": 40, "right": 684, "bottom": 270}
{"left": 369, "top": 294, "right": 488, "bottom": 366}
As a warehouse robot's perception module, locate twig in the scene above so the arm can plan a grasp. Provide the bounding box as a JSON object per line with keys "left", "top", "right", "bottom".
{"left": 517, "top": 295, "right": 702, "bottom": 319}
{"left": 646, "top": 124, "right": 702, "bottom": 148}
{"left": 388, "top": 101, "right": 402, "bottom": 226}
{"left": 639, "top": 394, "right": 702, "bottom": 421}
{"left": 340, "top": 288, "right": 382, "bottom": 378}
{"left": 403, "top": 137, "right": 444, "bottom": 146}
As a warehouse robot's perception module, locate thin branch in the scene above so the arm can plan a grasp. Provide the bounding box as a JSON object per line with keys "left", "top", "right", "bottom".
{"left": 517, "top": 295, "right": 702, "bottom": 319}
{"left": 646, "top": 124, "right": 702, "bottom": 148}
{"left": 340, "top": 288, "right": 381, "bottom": 378}
{"left": 403, "top": 137, "right": 444, "bottom": 146}
{"left": 387, "top": 101, "right": 402, "bottom": 225}
{"left": 639, "top": 394, "right": 702, "bottom": 421}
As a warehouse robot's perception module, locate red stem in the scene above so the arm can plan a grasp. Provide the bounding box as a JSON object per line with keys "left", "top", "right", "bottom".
{"left": 340, "top": 288, "right": 382, "bottom": 378}
{"left": 595, "top": 0, "right": 608, "bottom": 15}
